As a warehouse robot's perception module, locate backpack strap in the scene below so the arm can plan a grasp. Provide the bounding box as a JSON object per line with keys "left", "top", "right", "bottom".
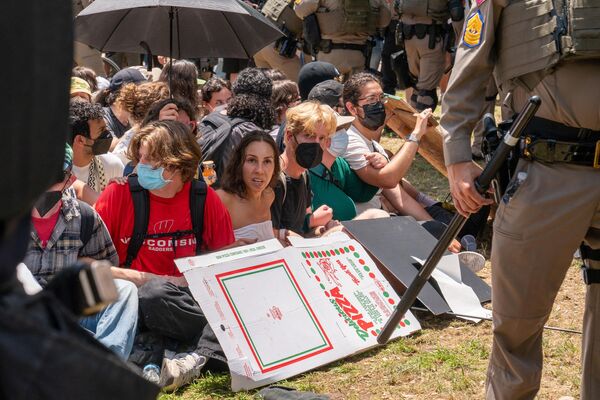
{"left": 279, "top": 172, "right": 288, "bottom": 204}
{"left": 78, "top": 200, "right": 96, "bottom": 248}
{"left": 189, "top": 179, "right": 207, "bottom": 255}
{"left": 125, "top": 174, "right": 150, "bottom": 268}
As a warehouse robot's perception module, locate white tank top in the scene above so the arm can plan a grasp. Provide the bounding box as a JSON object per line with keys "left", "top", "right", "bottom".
{"left": 233, "top": 220, "right": 275, "bottom": 242}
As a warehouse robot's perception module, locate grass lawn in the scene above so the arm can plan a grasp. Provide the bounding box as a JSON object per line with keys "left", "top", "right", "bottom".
{"left": 164, "top": 132, "right": 585, "bottom": 400}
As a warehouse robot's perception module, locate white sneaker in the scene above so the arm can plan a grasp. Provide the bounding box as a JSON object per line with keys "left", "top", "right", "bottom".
{"left": 458, "top": 251, "right": 486, "bottom": 273}
{"left": 159, "top": 350, "right": 207, "bottom": 391}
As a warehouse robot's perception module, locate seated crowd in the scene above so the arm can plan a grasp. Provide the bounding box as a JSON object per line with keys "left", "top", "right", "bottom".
{"left": 21, "top": 61, "right": 488, "bottom": 391}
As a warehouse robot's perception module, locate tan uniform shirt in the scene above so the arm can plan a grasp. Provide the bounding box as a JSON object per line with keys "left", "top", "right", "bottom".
{"left": 440, "top": 0, "right": 600, "bottom": 165}
{"left": 294, "top": 0, "right": 391, "bottom": 45}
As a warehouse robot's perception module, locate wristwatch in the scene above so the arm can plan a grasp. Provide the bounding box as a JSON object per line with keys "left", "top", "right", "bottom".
{"left": 407, "top": 132, "right": 420, "bottom": 144}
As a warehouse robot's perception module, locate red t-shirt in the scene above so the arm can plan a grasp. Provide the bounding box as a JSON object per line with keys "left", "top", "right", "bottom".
{"left": 95, "top": 182, "right": 234, "bottom": 276}
{"left": 32, "top": 207, "right": 61, "bottom": 248}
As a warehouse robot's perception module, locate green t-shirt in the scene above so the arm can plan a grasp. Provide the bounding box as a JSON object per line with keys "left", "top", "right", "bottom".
{"left": 309, "top": 158, "right": 379, "bottom": 221}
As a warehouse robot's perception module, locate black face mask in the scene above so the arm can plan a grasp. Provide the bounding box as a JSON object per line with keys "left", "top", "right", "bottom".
{"left": 295, "top": 142, "right": 323, "bottom": 169}
{"left": 360, "top": 101, "right": 386, "bottom": 130}
{"left": 34, "top": 191, "right": 62, "bottom": 217}
{"left": 85, "top": 130, "right": 112, "bottom": 155}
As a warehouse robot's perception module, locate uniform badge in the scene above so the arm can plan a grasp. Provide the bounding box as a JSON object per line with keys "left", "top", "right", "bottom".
{"left": 463, "top": 10, "right": 484, "bottom": 48}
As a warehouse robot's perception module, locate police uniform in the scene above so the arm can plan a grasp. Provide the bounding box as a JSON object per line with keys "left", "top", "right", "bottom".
{"left": 294, "top": 0, "right": 391, "bottom": 78}
{"left": 396, "top": 0, "right": 461, "bottom": 111}
{"left": 254, "top": 0, "right": 307, "bottom": 82}
{"left": 440, "top": 1, "right": 600, "bottom": 399}
{"left": 72, "top": 0, "right": 104, "bottom": 75}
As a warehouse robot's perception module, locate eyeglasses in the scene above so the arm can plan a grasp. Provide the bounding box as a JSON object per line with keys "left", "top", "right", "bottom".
{"left": 357, "top": 94, "right": 387, "bottom": 105}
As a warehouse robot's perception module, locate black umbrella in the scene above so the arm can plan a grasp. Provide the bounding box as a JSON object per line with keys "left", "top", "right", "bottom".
{"left": 74, "top": 0, "right": 282, "bottom": 60}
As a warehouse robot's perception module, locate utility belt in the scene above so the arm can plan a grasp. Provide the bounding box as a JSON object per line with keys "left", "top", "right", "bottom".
{"left": 401, "top": 22, "right": 446, "bottom": 49}
{"left": 519, "top": 117, "right": 600, "bottom": 168}
{"left": 319, "top": 40, "right": 367, "bottom": 54}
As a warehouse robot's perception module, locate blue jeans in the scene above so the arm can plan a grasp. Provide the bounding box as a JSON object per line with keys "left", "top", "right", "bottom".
{"left": 80, "top": 279, "right": 138, "bottom": 359}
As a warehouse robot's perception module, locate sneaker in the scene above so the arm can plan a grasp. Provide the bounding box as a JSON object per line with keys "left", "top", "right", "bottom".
{"left": 159, "top": 350, "right": 207, "bottom": 392}
{"left": 458, "top": 251, "right": 486, "bottom": 273}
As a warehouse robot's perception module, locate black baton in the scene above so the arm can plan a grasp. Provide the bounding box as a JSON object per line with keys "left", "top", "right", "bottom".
{"left": 377, "top": 96, "right": 541, "bottom": 345}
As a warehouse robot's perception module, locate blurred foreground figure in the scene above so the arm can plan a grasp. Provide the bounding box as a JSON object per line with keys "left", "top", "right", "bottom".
{"left": 0, "top": 1, "right": 157, "bottom": 399}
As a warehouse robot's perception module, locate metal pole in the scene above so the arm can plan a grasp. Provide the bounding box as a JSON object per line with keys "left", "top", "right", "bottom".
{"left": 377, "top": 96, "right": 541, "bottom": 345}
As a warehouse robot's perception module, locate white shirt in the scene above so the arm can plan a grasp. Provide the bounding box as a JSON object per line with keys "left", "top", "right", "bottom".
{"left": 341, "top": 124, "right": 386, "bottom": 212}
{"left": 72, "top": 153, "right": 124, "bottom": 191}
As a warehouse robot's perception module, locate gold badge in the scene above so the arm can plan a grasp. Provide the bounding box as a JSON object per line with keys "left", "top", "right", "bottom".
{"left": 463, "top": 10, "right": 484, "bottom": 48}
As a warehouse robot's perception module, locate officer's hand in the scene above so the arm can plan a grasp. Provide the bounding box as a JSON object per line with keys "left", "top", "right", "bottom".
{"left": 447, "top": 161, "right": 493, "bottom": 216}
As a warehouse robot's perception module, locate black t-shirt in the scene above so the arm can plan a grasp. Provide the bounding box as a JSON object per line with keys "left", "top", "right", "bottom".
{"left": 103, "top": 106, "right": 129, "bottom": 139}
{"left": 271, "top": 172, "right": 312, "bottom": 234}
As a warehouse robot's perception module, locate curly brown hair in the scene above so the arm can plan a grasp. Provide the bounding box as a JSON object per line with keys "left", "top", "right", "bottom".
{"left": 127, "top": 120, "right": 201, "bottom": 182}
{"left": 221, "top": 130, "right": 280, "bottom": 199}
{"left": 117, "top": 81, "right": 170, "bottom": 124}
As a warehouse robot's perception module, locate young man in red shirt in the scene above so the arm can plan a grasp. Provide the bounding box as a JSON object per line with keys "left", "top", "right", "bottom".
{"left": 95, "top": 120, "right": 235, "bottom": 390}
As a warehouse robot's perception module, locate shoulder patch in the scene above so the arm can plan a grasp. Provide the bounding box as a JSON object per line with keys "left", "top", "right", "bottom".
{"left": 463, "top": 10, "right": 484, "bottom": 48}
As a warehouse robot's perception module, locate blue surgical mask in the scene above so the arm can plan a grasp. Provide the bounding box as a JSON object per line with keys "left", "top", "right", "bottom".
{"left": 137, "top": 162, "right": 171, "bottom": 190}
{"left": 328, "top": 129, "right": 349, "bottom": 157}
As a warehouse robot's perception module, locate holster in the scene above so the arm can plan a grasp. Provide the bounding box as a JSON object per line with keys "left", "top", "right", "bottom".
{"left": 274, "top": 26, "right": 298, "bottom": 58}
{"left": 395, "top": 21, "right": 405, "bottom": 48}
{"left": 303, "top": 13, "right": 322, "bottom": 55}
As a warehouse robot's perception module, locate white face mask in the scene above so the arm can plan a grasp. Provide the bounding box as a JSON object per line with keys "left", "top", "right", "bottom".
{"left": 327, "top": 129, "right": 349, "bottom": 158}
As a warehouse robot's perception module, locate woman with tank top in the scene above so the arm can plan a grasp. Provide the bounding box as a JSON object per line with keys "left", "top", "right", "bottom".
{"left": 216, "top": 130, "right": 280, "bottom": 242}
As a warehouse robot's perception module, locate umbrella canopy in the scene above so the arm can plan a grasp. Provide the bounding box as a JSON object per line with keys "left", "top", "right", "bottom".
{"left": 74, "top": 0, "right": 282, "bottom": 59}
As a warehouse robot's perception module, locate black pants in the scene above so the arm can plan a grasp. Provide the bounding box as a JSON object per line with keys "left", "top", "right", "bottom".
{"left": 134, "top": 280, "right": 227, "bottom": 370}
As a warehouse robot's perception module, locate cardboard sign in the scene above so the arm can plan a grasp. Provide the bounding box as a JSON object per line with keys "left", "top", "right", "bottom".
{"left": 385, "top": 95, "right": 447, "bottom": 177}
{"left": 343, "top": 217, "right": 491, "bottom": 315}
{"left": 178, "top": 236, "right": 420, "bottom": 391}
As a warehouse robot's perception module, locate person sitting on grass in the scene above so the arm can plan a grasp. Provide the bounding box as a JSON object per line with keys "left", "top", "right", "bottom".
{"left": 95, "top": 120, "right": 235, "bottom": 391}
{"left": 272, "top": 101, "right": 342, "bottom": 239}
{"left": 217, "top": 130, "right": 281, "bottom": 243}
{"left": 23, "top": 144, "right": 138, "bottom": 360}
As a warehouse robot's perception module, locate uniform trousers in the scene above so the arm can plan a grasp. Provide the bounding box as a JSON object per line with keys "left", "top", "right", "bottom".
{"left": 253, "top": 42, "right": 305, "bottom": 83}
{"left": 317, "top": 48, "right": 365, "bottom": 78}
{"left": 487, "top": 159, "right": 600, "bottom": 399}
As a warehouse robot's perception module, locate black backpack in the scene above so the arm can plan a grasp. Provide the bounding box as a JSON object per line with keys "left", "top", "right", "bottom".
{"left": 78, "top": 199, "right": 95, "bottom": 248}
{"left": 197, "top": 112, "right": 247, "bottom": 183}
{"left": 123, "top": 174, "right": 207, "bottom": 268}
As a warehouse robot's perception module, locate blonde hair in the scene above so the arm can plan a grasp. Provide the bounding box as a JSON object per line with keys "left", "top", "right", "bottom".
{"left": 285, "top": 101, "right": 337, "bottom": 139}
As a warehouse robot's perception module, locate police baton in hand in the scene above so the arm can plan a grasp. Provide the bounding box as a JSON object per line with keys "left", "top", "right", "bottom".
{"left": 377, "top": 96, "right": 541, "bottom": 345}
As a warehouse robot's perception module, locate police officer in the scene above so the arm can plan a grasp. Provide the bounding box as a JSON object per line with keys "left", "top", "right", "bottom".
{"left": 396, "top": 0, "right": 463, "bottom": 111}
{"left": 294, "top": 0, "right": 391, "bottom": 79}
{"left": 440, "top": 1, "right": 600, "bottom": 398}
{"left": 72, "top": 0, "right": 104, "bottom": 75}
{"left": 254, "top": 0, "right": 307, "bottom": 82}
